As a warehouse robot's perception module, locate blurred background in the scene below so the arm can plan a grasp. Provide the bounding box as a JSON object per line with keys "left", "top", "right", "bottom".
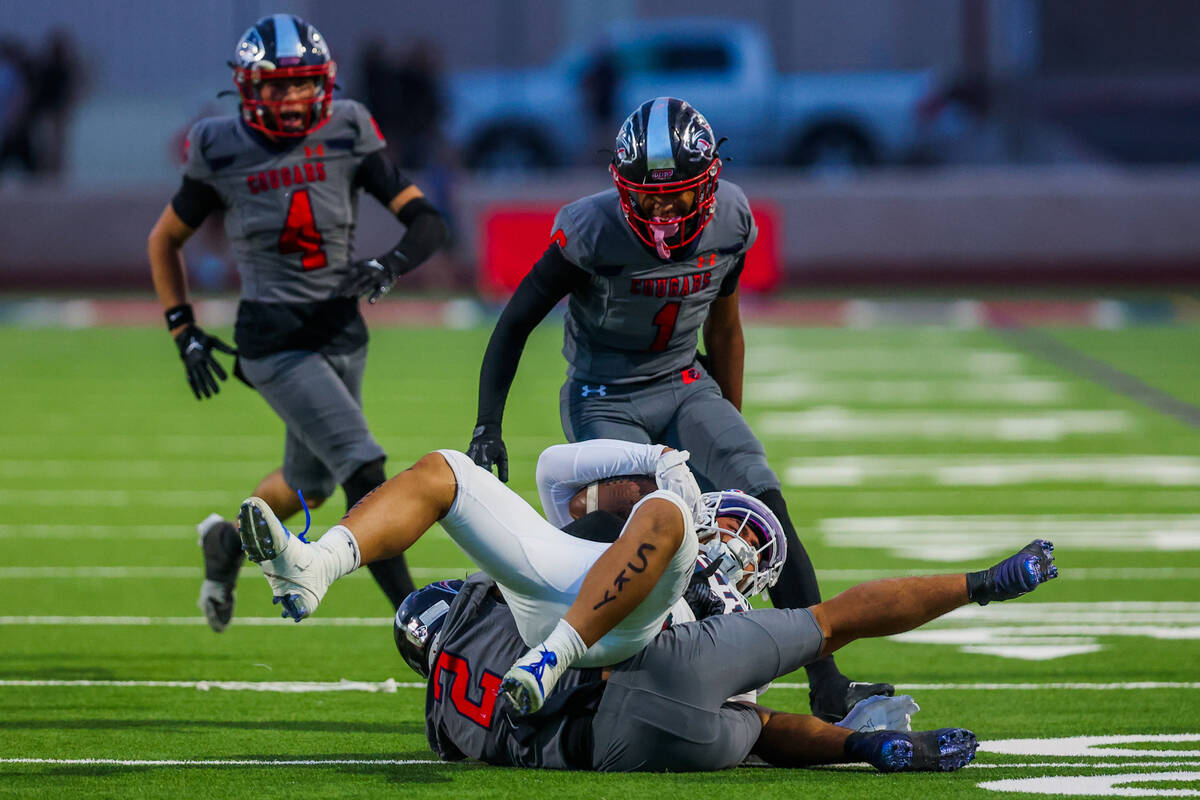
{"left": 1, "top": 0, "right": 1200, "bottom": 306}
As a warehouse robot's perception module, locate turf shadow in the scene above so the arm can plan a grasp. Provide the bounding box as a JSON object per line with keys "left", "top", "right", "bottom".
{"left": 2, "top": 718, "right": 426, "bottom": 736}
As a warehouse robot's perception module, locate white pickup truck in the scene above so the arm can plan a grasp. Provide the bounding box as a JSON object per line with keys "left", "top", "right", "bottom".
{"left": 447, "top": 19, "right": 947, "bottom": 171}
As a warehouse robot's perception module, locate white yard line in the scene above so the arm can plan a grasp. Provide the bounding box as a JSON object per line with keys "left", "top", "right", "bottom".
{"left": 784, "top": 455, "right": 1200, "bottom": 487}
{"left": 3, "top": 679, "right": 1198, "bottom": 692}
{"left": 2, "top": 566, "right": 1196, "bottom": 581}
{"left": 759, "top": 409, "right": 1130, "bottom": 441}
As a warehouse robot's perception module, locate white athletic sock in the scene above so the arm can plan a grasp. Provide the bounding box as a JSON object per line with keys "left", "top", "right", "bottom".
{"left": 536, "top": 618, "right": 586, "bottom": 667}
{"left": 316, "top": 525, "right": 361, "bottom": 578}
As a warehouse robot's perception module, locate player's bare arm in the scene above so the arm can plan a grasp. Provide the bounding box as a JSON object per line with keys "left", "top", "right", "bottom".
{"left": 703, "top": 287, "right": 746, "bottom": 411}
{"left": 147, "top": 203, "right": 196, "bottom": 331}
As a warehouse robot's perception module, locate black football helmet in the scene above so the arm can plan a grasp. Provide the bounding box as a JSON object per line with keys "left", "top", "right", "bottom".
{"left": 610, "top": 97, "right": 722, "bottom": 259}
{"left": 232, "top": 14, "right": 336, "bottom": 137}
{"left": 393, "top": 579, "right": 464, "bottom": 678}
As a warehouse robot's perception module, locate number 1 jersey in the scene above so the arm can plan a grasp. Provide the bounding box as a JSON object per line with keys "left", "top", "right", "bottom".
{"left": 551, "top": 181, "right": 758, "bottom": 384}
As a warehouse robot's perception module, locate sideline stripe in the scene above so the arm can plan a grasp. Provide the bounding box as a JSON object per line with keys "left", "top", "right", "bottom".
{"left": 996, "top": 325, "right": 1200, "bottom": 430}
{"left": 3, "top": 679, "right": 1197, "bottom": 692}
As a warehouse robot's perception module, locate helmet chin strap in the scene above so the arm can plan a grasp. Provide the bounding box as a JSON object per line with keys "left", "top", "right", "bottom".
{"left": 650, "top": 219, "right": 680, "bottom": 259}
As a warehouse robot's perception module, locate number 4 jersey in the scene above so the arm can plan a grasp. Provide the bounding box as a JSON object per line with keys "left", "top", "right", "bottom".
{"left": 552, "top": 181, "right": 757, "bottom": 384}
{"left": 176, "top": 99, "right": 411, "bottom": 357}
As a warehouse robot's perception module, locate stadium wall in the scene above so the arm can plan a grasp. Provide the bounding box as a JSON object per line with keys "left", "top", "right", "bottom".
{"left": 2, "top": 168, "right": 1200, "bottom": 292}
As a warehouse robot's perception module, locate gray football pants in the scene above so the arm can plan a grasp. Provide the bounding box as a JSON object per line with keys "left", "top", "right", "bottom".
{"left": 560, "top": 361, "right": 780, "bottom": 496}
{"left": 238, "top": 346, "right": 386, "bottom": 498}
{"left": 590, "top": 607, "right": 825, "bottom": 772}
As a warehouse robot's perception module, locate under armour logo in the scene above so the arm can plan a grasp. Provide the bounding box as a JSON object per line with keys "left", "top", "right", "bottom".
{"left": 580, "top": 384, "right": 607, "bottom": 398}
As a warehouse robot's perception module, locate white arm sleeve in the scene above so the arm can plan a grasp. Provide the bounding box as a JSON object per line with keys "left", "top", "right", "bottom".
{"left": 536, "top": 439, "right": 668, "bottom": 529}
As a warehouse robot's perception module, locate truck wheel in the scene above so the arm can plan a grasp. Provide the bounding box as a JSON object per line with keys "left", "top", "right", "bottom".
{"left": 465, "top": 126, "right": 556, "bottom": 171}
{"left": 789, "top": 125, "right": 876, "bottom": 171}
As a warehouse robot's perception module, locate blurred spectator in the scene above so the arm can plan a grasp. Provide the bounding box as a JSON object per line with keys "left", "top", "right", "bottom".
{"left": 27, "top": 29, "right": 80, "bottom": 179}
{"left": 580, "top": 40, "right": 617, "bottom": 159}
{"left": 391, "top": 41, "right": 445, "bottom": 171}
{"left": 0, "top": 37, "right": 34, "bottom": 176}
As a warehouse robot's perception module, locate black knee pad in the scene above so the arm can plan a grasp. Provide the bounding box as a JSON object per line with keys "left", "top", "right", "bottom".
{"left": 342, "top": 457, "right": 387, "bottom": 511}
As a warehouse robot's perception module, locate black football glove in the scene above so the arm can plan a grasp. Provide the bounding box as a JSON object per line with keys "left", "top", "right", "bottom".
{"left": 682, "top": 559, "right": 726, "bottom": 620}
{"left": 337, "top": 252, "right": 411, "bottom": 304}
{"left": 174, "top": 324, "right": 237, "bottom": 400}
{"left": 468, "top": 424, "right": 509, "bottom": 483}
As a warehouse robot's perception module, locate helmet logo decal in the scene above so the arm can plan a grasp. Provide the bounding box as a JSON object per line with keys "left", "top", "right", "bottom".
{"left": 645, "top": 96, "right": 676, "bottom": 172}
{"left": 649, "top": 168, "right": 674, "bottom": 181}
{"left": 679, "top": 111, "right": 715, "bottom": 164}
{"left": 237, "top": 29, "right": 266, "bottom": 65}
{"left": 614, "top": 117, "right": 637, "bottom": 168}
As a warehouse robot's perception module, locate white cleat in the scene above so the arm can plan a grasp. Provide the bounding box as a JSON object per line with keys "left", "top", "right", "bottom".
{"left": 236, "top": 496, "right": 332, "bottom": 622}
{"left": 835, "top": 694, "right": 921, "bottom": 733}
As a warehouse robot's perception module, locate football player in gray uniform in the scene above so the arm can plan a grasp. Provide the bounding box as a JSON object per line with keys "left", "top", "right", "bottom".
{"left": 148, "top": 14, "right": 448, "bottom": 632}
{"left": 232, "top": 440, "right": 1058, "bottom": 773}
{"left": 467, "top": 96, "right": 885, "bottom": 720}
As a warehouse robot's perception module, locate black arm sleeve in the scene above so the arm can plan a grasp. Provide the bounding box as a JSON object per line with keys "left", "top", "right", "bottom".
{"left": 385, "top": 196, "right": 449, "bottom": 275}
{"left": 475, "top": 245, "right": 588, "bottom": 428}
{"left": 170, "top": 176, "right": 222, "bottom": 229}
{"left": 718, "top": 254, "right": 745, "bottom": 297}
{"left": 353, "top": 150, "right": 412, "bottom": 206}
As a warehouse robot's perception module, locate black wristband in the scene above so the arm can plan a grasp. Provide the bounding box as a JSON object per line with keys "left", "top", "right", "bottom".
{"left": 165, "top": 303, "right": 195, "bottom": 331}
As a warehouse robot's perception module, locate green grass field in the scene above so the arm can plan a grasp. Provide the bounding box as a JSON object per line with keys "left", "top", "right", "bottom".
{"left": 2, "top": 321, "right": 1199, "bottom": 798}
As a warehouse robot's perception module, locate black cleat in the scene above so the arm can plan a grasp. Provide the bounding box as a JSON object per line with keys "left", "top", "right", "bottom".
{"left": 197, "top": 513, "right": 244, "bottom": 632}
{"left": 811, "top": 680, "right": 896, "bottom": 723}
{"left": 847, "top": 727, "right": 977, "bottom": 772}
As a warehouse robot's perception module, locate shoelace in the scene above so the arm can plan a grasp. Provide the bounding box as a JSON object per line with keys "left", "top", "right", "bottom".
{"left": 518, "top": 647, "right": 558, "bottom": 688}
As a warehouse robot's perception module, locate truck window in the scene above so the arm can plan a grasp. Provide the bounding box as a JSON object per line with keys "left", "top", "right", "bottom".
{"left": 634, "top": 42, "right": 732, "bottom": 74}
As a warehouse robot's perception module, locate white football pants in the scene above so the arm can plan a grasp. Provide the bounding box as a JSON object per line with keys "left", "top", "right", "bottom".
{"left": 436, "top": 449, "right": 698, "bottom": 667}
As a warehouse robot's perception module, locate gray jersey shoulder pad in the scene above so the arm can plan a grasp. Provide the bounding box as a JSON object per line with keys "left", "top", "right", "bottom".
{"left": 328, "top": 99, "right": 387, "bottom": 157}
{"left": 182, "top": 116, "right": 240, "bottom": 181}
{"left": 552, "top": 188, "right": 639, "bottom": 273}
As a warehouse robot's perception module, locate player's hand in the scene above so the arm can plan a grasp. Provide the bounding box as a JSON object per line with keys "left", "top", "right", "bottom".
{"left": 468, "top": 424, "right": 509, "bottom": 482}
{"left": 174, "top": 324, "right": 237, "bottom": 400}
{"left": 655, "top": 448, "right": 702, "bottom": 516}
{"left": 337, "top": 252, "right": 410, "bottom": 304}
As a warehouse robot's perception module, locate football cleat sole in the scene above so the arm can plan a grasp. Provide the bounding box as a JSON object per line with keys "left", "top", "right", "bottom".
{"left": 238, "top": 498, "right": 283, "bottom": 564}
{"left": 499, "top": 668, "right": 545, "bottom": 716}
{"left": 849, "top": 728, "right": 977, "bottom": 772}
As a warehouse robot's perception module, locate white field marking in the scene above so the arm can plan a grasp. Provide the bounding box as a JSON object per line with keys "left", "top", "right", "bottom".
{"left": 816, "top": 568, "right": 1200, "bottom": 582}
{"left": 746, "top": 377, "right": 1067, "bottom": 406}
{"left": 0, "top": 678, "right": 424, "bottom": 692}
{"left": 0, "top": 524, "right": 453, "bottom": 541}
{"left": 0, "top": 489, "right": 236, "bottom": 506}
{"left": 0, "top": 615, "right": 391, "bottom": 626}
{"left": 746, "top": 348, "right": 1024, "bottom": 375}
{"left": 891, "top": 602, "right": 1200, "bottom": 661}
{"left": 0, "top": 758, "right": 443, "bottom": 767}
{"left": 784, "top": 455, "right": 1200, "bottom": 487}
{"left": 981, "top": 735, "right": 1200, "bottom": 758}
{"left": 0, "top": 565, "right": 459, "bottom": 579}
{"left": 5, "top": 679, "right": 1197, "bottom": 693}
{"left": 759, "top": 408, "right": 1130, "bottom": 441}
{"left": 818, "top": 515, "right": 1200, "bottom": 561}
{"left": 3, "top": 565, "right": 1192, "bottom": 582}
{"left": 979, "top": 773, "right": 1200, "bottom": 796}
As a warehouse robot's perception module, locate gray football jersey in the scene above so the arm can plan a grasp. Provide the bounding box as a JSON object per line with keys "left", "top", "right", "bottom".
{"left": 425, "top": 573, "right": 599, "bottom": 769}
{"left": 183, "top": 99, "right": 386, "bottom": 303}
{"left": 553, "top": 180, "right": 757, "bottom": 384}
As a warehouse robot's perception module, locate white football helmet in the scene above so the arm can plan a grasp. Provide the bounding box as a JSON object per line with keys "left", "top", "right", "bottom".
{"left": 695, "top": 491, "right": 787, "bottom": 596}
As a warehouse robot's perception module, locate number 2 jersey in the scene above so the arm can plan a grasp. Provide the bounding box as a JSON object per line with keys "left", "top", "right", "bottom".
{"left": 172, "top": 99, "right": 412, "bottom": 357}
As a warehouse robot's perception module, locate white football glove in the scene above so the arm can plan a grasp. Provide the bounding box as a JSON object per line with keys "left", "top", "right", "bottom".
{"left": 655, "top": 448, "right": 702, "bottom": 518}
